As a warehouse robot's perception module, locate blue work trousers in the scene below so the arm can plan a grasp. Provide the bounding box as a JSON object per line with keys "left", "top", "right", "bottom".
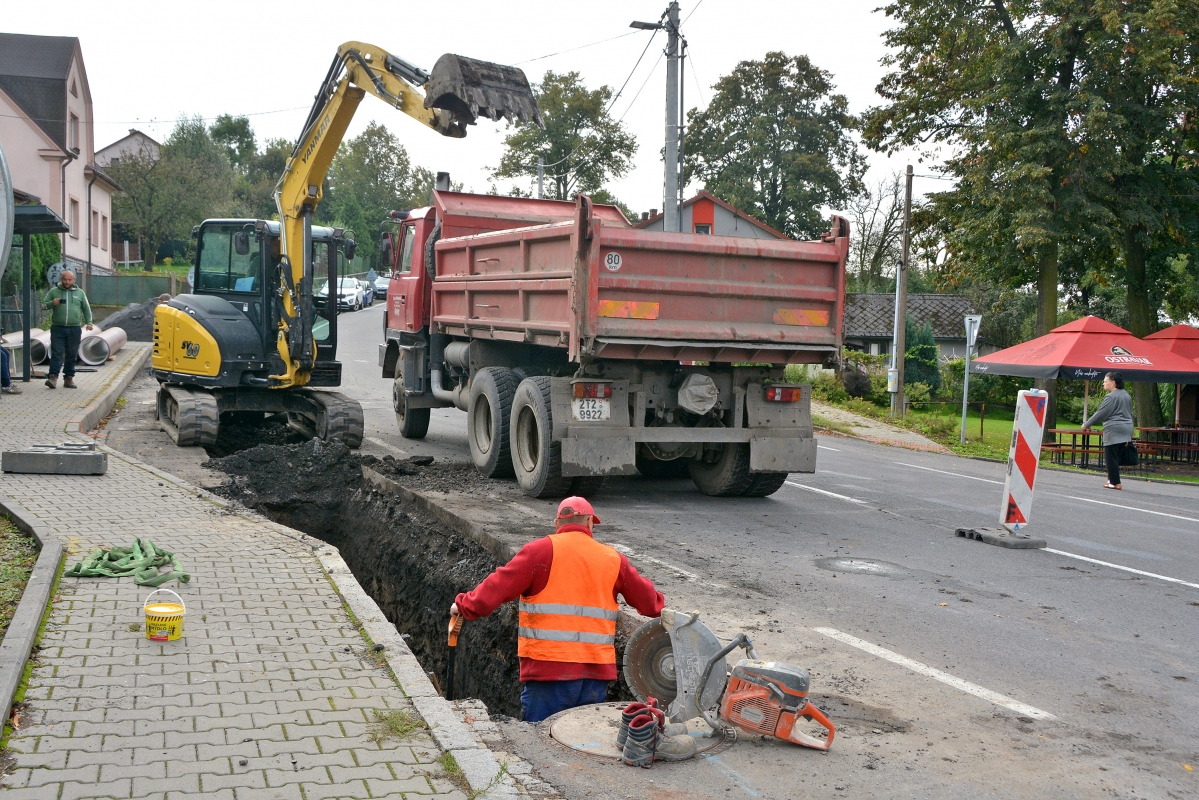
{"left": 520, "top": 679, "right": 609, "bottom": 723}
{"left": 49, "top": 325, "right": 82, "bottom": 378}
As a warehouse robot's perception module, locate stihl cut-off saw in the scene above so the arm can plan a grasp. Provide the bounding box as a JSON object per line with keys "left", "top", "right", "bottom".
{"left": 623, "top": 609, "right": 834, "bottom": 750}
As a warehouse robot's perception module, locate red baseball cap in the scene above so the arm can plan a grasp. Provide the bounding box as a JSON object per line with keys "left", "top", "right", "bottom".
{"left": 556, "top": 496, "right": 600, "bottom": 524}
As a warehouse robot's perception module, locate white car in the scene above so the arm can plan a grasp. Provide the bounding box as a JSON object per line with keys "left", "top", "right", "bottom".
{"left": 317, "top": 277, "right": 365, "bottom": 311}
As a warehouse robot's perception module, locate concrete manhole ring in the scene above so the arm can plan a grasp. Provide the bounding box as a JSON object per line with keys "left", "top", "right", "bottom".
{"left": 814, "top": 557, "right": 909, "bottom": 577}
{"left": 545, "top": 702, "right": 729, "bottom": 760}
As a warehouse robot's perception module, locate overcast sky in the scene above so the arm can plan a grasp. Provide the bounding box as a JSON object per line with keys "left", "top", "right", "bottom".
{"left": 7, "top": 0, "right": 938, "bottom": 216}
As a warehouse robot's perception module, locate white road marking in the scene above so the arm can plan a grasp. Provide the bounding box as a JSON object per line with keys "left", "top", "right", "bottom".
{"left": 611, "top": 543, "right": 728, "bottom": 589}
{"left": 817, "top": 444, "right": 841, "bottom": 452}
{"left": 1050, "top": 536, "right": 1168, "bottom": 562}
{"left": 365, "top": 437, "right": 407, "bottom": 456}
{"left": 895, "top": 462, "right": 1003, "bottom": 485}
{"left": 1044, "top": 549, "right": 1199, "bottom": 590}
{"left": 813, "top": 627, "right": 1056, "bottom": 720}
{"left": 1053, "top": 495, "right": 1199, "bottom": 524}
{"left": 784, "top": 482, "right": 866, "bottom": 504}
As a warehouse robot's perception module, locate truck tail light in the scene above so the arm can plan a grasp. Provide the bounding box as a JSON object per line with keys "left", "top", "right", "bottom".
{"left": 573, "top": 382, "right": 613, "bottom": 399}
{"left": 765, "top": 386, "right": 802, "bottom": 403}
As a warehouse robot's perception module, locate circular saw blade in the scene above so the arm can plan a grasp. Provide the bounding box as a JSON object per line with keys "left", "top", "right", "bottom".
{"left": 622, "top": 618, "right": 677, "bottom": 706}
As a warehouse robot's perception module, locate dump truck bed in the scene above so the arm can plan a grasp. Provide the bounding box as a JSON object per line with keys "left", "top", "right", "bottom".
{"left": 430, "top": 196, "right": 847, "bottom": 365}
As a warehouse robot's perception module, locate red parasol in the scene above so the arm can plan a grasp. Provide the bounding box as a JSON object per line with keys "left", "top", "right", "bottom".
{"left": 1143, "top": 324, "right": 1199, "bottom": 361}
{"left": 970, "top": 316, "right": 1199, "bottom": 384}
{"left": 1143, "top": 324, "right": 1199, "bottom": 425}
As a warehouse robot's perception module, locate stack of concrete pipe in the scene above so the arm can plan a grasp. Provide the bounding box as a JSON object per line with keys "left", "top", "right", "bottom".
{"left": 78, "top": 327, "right": 127, "bottom": 366}
{"left": 16, "top": 326, "right": 126, "bottom": 366}
{"left": 1, "top": 328, "right": 44, "bottom": 376}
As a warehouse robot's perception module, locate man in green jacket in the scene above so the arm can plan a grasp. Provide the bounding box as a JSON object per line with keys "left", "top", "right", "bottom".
{"left": 42, "top": 270, "right": 93, "bottom": 389}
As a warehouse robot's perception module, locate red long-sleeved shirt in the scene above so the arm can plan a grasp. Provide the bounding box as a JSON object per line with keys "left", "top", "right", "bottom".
{"left": 455, "top": 524, "right": 665, "bottom": 682}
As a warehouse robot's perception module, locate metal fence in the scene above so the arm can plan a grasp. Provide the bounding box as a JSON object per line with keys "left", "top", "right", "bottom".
{"left": 87, "top": 274, "right": 185, "bottom": 306}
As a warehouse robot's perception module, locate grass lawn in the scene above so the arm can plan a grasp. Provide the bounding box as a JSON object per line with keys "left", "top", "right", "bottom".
{"left": 114, "top": 262, "right": 190, "bottom": 279}
{"left": 0, "top": 517, "right": 39, "bottom": 639}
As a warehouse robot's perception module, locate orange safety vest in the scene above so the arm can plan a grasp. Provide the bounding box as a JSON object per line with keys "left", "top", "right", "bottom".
{"left": 518, "top": 531, "right": 621, "bottom": 664}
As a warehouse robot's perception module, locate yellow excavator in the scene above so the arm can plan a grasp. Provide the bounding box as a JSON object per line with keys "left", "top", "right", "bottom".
{"left": 151, "top": 42, "right": 541, "bottom": 447}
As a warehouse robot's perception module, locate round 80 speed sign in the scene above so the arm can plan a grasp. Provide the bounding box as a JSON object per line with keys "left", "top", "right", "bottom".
{"left": 604, "top": 252, "right": 622, "bottom": 272}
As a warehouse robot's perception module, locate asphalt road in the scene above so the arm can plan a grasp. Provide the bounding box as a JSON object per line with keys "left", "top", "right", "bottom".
{"left": 330, "top": 303, "right": 1199, "bottom": 796}
{"left": 242, "top": 304, "right": 1199, "bottom": 797}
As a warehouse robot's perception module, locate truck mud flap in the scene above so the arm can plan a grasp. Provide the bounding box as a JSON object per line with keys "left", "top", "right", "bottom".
{"left": 561, "top": 437, "right": 637, "bottom": 477}
{"left": 750, "top": 436, "right": 816, "bottom": 473}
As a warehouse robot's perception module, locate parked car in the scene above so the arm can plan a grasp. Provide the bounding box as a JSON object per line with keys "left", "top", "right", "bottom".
{"left": 359, "top": 279, "right": 375, "bottom": 307}
{"left": 317, "top": 277, "right": 365, "bottom": 311}
{"left": 373, "top": 273, "right": 391, "bottom": 299}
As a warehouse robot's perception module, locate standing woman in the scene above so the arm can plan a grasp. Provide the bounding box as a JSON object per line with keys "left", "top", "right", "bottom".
{"left": 1082, "top": 371, "right": 1135, "bottom": 490}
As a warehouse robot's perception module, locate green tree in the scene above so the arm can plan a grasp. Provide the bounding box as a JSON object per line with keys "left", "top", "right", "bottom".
{"left": 903, "top": 317, "right": 941, "bottom": 394}
{"left": 862, "top": 2, "right": 1122, "bottom": 432}
{"left": 109, "top": 115, "right": 234, "bottom": 269}
{"left": 846, "top": 173, "right": 903, "bottom": 291}
{"left": 209, "top": 114, "right": 256, "bottom": 170}
{"left": 493, "top": 71, "right": 637, "bottom": 206}
{"left": 684, "top": 52, "right": 865, "bottom": 240}
{"left": 316, "top": 122, "right": 433, "bottom": 271}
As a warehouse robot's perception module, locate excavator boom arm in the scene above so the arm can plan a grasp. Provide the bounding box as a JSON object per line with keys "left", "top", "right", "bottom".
{"left": 269, "top": 42, "right": 539, "bottom": 387}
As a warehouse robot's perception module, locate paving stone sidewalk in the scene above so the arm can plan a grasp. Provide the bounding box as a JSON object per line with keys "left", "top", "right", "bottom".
{"left": 812, "top": 401, "right": 951, "bottom": 453}
{"left": 0, "top": 345, "right": 474, "bottom": 799}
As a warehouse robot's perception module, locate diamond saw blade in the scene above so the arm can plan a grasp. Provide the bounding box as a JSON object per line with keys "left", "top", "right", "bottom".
{"left": 622, "top": 618, "right": 677, "bottom": 706}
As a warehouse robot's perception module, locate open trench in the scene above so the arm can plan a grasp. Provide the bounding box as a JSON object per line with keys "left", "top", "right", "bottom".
{"left": 205, "top": 436, "right": 634, "bottom": 718}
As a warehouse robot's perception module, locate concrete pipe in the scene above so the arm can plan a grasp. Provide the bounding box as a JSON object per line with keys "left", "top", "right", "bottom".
{"left": 78, "top": 327, "right": 127, "bottom": 366}
{"left": 29, "top": 330, "right": 51, "bottom": 364}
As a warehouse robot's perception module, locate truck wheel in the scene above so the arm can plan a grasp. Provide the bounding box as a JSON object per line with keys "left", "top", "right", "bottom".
{"left": 742, "top": 471, "right": 789, "bottom": 497}
{"left": 688, "top": 443, "right": 754, "bottom": 496}
{"left": 468, "top": 367, "right": 517, "bottom": 478}
{"left": 394, "top": 378, "right": 430, "bottom": 439}
{"left": 510, "top": 377, "right": 574, "bottom": 498}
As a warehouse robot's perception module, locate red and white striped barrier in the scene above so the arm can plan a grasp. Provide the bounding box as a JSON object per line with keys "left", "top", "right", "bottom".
{"left": 1000, "top": 389, "right": 1048, "bottom": 533}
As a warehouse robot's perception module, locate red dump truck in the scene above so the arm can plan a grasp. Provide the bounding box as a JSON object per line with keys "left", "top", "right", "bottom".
{"left": 379, "top": 190, "right": 848, "bottom": 498}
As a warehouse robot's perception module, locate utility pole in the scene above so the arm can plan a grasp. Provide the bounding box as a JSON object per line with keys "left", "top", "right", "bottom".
{"left": 537, "top": 156, "right": 544, "bottom": 199}
{"left": 893, "top": 165, "right": 913, "bottom": 418}
{"left": 663, "top": 1, "right": 681, "bottom": 232}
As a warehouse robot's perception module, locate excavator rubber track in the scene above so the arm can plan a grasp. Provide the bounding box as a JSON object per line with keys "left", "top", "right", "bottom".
{"left": 156, "top": 385, "right": 220, "bottom": 448}
{"left": 157, "top": 386, "right": 364, "bottom": 450}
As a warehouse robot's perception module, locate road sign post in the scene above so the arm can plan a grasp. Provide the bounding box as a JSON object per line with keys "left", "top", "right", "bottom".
{"left": 961, "top": 315, "right": 982, "bottom": 443}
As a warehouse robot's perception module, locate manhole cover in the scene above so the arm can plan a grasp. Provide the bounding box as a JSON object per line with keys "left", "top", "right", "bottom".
{"left": 814, "top": 557, "right": 908, "bottom": 577}
{"left": 546, "top": 702, "right": 727, "bottom": 760}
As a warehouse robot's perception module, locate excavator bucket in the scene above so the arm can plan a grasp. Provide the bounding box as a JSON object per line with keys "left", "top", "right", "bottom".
{"left": 424, "top": 54, "right": 543, "bottom": 128}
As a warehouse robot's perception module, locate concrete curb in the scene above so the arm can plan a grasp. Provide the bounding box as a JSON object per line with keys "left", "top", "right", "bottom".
{"left": 66, "top": 343, "right": 152, "bottom": 435}
{"left": 0, "top": 491, "right": 64, "bottom": 733}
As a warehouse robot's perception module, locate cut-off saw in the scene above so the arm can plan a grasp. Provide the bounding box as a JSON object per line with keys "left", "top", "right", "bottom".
{"left": 623, "top": 608, "right": 835, "bottom": 750}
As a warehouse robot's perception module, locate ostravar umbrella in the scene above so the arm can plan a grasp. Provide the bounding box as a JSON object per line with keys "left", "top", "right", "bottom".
{"left": 1143, "top": 324, "right": 1199, "bottom": 424}
{"left": 971, "top": 316, "right": 1199, "bottom": 384}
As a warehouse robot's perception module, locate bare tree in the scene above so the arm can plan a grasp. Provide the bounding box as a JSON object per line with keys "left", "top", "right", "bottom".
{"left": 845, "top": 173, "right": 903, "bottom": 291}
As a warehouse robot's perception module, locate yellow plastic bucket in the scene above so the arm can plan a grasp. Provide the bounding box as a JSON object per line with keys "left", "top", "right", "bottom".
{"left": 144, "top": 588, "right": 185, "bottom": 641}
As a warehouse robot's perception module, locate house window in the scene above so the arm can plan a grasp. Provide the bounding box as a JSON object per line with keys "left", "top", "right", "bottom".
{"left": 69, "top": 112, "right": 79, "bottom": 151}
{"left": 694, "top": 224, "right": 711, "bottom": 235}
{"left": 70, "top": 78, "right": 78, "bottom": 97}
{"left": 69, "top": 198, "right": 80, "bottom": 238}
{"left": 101, "top": 215, "right": 109, "bottom": 250}
{"left": 92, "top": 210, "right": 99, "bottom": 246}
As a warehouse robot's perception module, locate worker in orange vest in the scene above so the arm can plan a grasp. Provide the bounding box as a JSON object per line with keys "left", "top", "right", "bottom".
{"left": 451, "top": 497, "right": 665, "bottom": 722}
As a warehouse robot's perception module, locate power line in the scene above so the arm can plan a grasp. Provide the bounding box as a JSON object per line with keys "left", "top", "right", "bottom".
{"left": 512, "top": 31, "right": 639, "bottom": 66}
{"left": 682, "top": 0, "right": 705, "bottom": 24}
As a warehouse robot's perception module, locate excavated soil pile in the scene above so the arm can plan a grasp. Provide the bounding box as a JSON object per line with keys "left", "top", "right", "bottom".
{"left": 205, "top": 439, "right": 524, "bottom": 715}
{"left": 100, "top": 298, "right": 161, "bottom": 341}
